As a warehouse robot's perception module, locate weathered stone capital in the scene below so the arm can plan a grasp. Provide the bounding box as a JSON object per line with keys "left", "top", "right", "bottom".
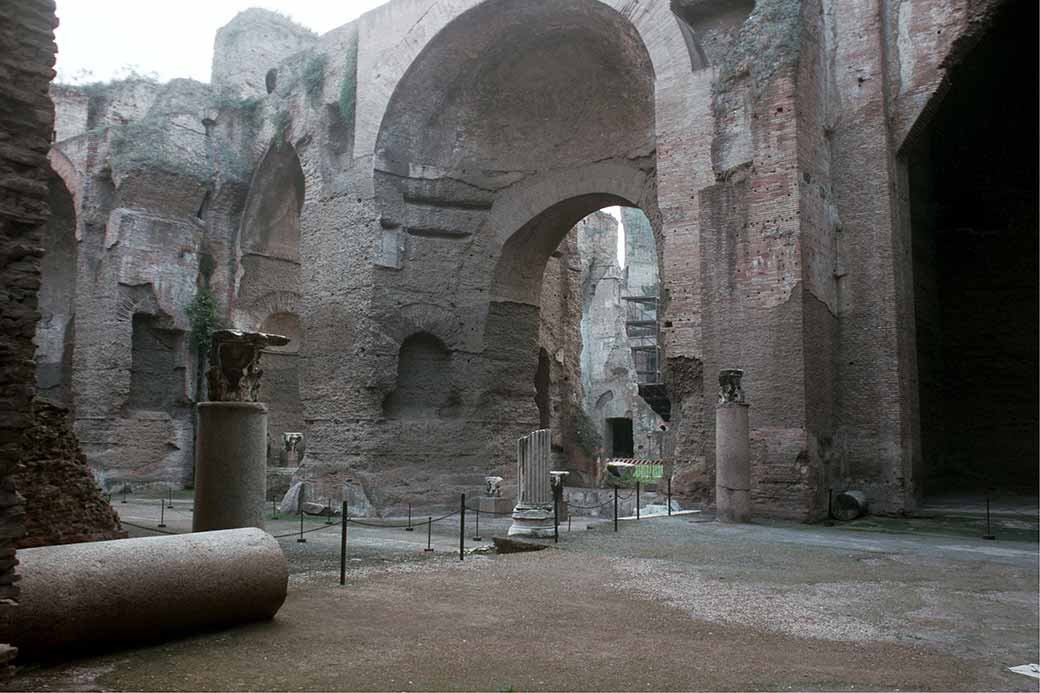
{"left": 282, "top": 432, "right": 303, "bottom": 453}
{"left": 718, "top": 368, "right": 747, "bottom": 405}
{"left": 484, "top": 475, "right": 503, "bottom": 497}
{"left": 206, "top": 329, "right": 290, "bottom": 403}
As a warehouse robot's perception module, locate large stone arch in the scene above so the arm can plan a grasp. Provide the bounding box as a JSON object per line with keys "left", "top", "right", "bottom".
{"left": 357, "top": 0, "right": 694, "bottom": 162}
{"left": 337, "top": 0, "right": 675, "bottom": 510}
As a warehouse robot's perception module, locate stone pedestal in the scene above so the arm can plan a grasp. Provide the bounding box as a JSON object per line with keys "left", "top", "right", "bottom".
{"left": 715, "top": 369, "right": 751, "bottom": 523}
{"left": 479, "top": 496, "right": 513, "bottom": 515}
{"left": 194, "top": 402, "right": 268, "bottom": 531}
{"left": 509, "top": 429, "right": 554, "bottom": 537}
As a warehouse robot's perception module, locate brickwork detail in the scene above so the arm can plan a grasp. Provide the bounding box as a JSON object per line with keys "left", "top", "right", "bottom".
{"left": 0, "top": 0, "right": 60, "bottom": 675}
{"left": 15, "top": 401, "right": 126, "bottom": 549}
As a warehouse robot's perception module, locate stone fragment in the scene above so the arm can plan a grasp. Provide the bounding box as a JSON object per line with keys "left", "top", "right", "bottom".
{"left": 508, "top": 429, "right": 554, "bottom": 537}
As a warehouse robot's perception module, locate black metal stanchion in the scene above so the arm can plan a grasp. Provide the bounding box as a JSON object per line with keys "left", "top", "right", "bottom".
{"left": 824, "top": 489, "right": 834, "bottom": 527}
{"left": 157, "top": 499, "right": 166, "bottom": 528}
{"left": 339, "top": 501, "right": 348, "bottom": 585}
{"left": 636, "top": 480, "right": 641, "bottom": 520}
{"left": 982, "top": 494, "right": 996, "bottom": 540}
{"left": 325, "top": 499, "right": 334, "bottom": 525}
{"left": 122, "top": 484, "right": 127, "bottom": 504}
{"left": 667, "top": 477, "right": 672, "bottom": 516}
{"left": 459, "top": 494, "right": 466, "bottom": 561}
{"left": 472, "top": 507, "right": 482, "bottom": 542}
{"left": 424, "top": 517, "right": 434, "bottom": 552}
{"left": 613, "top": 486, "right": 618, "bottom": 532}
{"left": 406, "top": 503, "right": 414, "bottom": 531}
{"left": 297, "top": 504, "right": 306, "bottom": 543}
{"left": 168, "top": 487, "right": 174, "bottom": 509}
{"left": 553, "top": 492, "right": 559, "bottom": 544}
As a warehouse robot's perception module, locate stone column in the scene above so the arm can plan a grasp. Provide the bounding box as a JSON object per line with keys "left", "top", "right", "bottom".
{"left": 508, "top": 429, "right": 554, "bottom": 537}
{"left": 194, "top": 330, "right": 288, "bottom": 532}
{"left": 715, "top": 369, "right": 751, "bottom": 523}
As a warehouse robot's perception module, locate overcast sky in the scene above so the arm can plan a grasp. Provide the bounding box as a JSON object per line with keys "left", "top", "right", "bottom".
{"left": 54, "top": 0, "right": 389, "bottom": 84}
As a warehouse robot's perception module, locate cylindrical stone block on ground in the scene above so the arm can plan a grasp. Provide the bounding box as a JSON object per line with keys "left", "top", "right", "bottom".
{"left": 0, "top": 528, "right": 288, "bottom": 659}
{"left": 194, "top": 401, "right": 268, "bottom": 532}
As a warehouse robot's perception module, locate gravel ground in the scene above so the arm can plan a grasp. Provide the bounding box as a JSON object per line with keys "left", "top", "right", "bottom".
{"left": 7, "top": 503, "right": 1038, "bottom": 691}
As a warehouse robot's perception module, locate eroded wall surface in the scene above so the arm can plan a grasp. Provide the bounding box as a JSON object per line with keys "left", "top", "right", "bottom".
{"left": 41, "top": 0, "right": 1032, "bottom": 517}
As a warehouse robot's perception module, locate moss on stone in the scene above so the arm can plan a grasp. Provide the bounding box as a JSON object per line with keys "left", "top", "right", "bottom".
{"left": 338, "top": 28, "right": 359, "bottom": 126}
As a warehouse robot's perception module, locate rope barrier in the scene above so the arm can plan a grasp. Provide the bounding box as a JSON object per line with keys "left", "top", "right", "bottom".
{"left": 463, "top": 504, "right": 514, "bottom": 516}
{"left": 121, "top": 520, "right": 180, "bottom": 536}
{"left": 344, "top": 518, "right": 414, "bottom": 529}
{"left": 273, "top": 523, "right": 341, "bottom": 540}
{"left": 567, "top": 496, "right": 618, "bottom": 510}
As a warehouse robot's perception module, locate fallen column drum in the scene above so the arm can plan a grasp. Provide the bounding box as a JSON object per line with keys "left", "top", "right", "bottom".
{"left": 0, "top": 528, "right": 288, "bottom": 659}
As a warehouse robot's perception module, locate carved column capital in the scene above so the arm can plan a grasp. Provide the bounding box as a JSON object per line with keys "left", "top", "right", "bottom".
{"left": 205, "top": 330, "right": 290, "bottom": 403}
{"left": 718, "top": 368, "right": 746, "bottom": 405}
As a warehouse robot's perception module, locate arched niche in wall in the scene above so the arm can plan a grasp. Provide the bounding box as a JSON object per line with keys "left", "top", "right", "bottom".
{"left": 382, "top": 332, "right": 457, "bottom": 419}
{"left": 35, "top": 171, "right": 78, "bottom": 408}
{"left": 129, "top": 313, "right": 183, "bottom": 412}
{"left": 259, "top": 311, "right": 304, "bottom": 467}
{"left": 236, "top": 139, "right": 305, "bottom": 308}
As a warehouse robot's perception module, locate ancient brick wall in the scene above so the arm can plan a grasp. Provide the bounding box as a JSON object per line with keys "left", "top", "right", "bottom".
{"left": 15, "top": 401, "right": 126, "bottom": 549}
{"left": 0, "top": 0, "right": 59, "bottom": 675}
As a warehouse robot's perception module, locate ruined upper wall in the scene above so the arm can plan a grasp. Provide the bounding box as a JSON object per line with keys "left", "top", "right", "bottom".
{"left": 211, "top": 8, "right": 318, "bottom": 100}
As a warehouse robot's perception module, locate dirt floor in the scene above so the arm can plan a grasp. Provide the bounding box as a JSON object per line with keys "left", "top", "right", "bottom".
{"left": 7, "top": 495, "right": 1039, "bottom": 692}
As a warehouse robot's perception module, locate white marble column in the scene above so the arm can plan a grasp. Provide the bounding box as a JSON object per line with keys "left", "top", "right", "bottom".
{"left": 508, "top": 429, "right": 554, "bottom": 536}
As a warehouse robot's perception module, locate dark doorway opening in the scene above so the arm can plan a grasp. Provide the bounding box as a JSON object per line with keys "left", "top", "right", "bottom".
{"left": 909, "top": 0, "right": 1038, "bottom": 495}
{"left": 607, "top": 417, "right": 634, "bottom": 458}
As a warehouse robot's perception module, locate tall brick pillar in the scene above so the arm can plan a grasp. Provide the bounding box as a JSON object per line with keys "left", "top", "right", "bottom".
{"left": 0, "top": 0, "right": 59, "bottom": 676}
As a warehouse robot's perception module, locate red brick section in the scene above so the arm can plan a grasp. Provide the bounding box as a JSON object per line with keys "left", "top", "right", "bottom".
{"left": 15, "top": 401, "right": 127, "bottom": 549}
{"left": 0, "top": 0, "right": 59, "bottom": 677}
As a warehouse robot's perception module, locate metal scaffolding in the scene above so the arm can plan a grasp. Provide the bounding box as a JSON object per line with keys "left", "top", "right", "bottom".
{"left": 622, "top": 285, "right": 660, "bottom": 385}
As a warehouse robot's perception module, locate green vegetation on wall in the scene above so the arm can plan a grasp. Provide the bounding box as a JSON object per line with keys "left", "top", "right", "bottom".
{"left": 186, "top": 285, "right": 221, "bottom": 360}
{"left": 338, "top": 28, "right": 359, "bottom": 126}
{"left": 302, "top": 52, "right": 328, "bottom": 99}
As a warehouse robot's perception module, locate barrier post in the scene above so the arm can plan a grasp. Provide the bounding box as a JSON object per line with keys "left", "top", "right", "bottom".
{"left": 553, "top": 491, "right": 559, "bottom": 544}
{"left": 122, "top": 484, "right": 127, "bottom": 504}
{"left": 982, "top": 494, "right": 996, "bottom": 540}
{"left": 158, "top": 499, "right": 166, "bottom": 528}
{"left": 297, "top": 503, "right": 306, "bottom": 543}
{"left": 424, "top": 517, "right": 434, "bottom": 552}
{"left": 472, "top": 507, "right": 482, "bottom": 542}
{"left": 614, "top": 486, "right": 618, "bottom": 532}
{"left": 325, "top": 499, "right": 334, "bottom": 525}
{"left": 168, "top": 487, "right": 174, "bottom": 509}
{"left": 406, "top": 503, "right": 414, "bottom": 531}
{"left": 636, "top": 480, "right": 641, "bottom": 520}
{"left": 667, "top": 477, "right": 672, "bottom": 516}
{"left": 459, "top": 494, "right": 466, "bottom": 561}
{"left": 339, "top": 501, "right": 348, "bottom": 585}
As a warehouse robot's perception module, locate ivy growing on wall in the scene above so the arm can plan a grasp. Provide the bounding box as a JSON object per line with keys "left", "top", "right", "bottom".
{"left": 302, "top": 52, "right": 328, "bottom": 100}
{"left": 186, "top": 284, "right": 220, "bottom": 360}
{"left": 338, "top": 28, "right": 359, "bottom": 126}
